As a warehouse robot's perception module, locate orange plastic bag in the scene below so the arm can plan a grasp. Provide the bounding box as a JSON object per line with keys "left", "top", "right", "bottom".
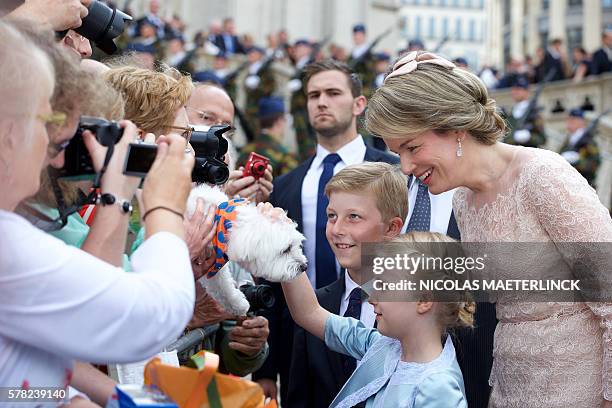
{"left": 144, "top": 350, "right": 276, "bottom": 408}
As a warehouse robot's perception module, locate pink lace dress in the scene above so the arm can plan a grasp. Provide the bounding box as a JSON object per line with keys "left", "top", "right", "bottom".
{"left": 453, "top": 147, "right": 612, "bottom": 407}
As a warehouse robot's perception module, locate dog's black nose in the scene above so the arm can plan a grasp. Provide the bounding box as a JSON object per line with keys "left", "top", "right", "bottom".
{"left": 299, "top": 264, "right": 308, "bottom": 273}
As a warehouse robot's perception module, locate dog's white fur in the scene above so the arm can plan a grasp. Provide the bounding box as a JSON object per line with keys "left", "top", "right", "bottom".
{"left": 187, "top": 184, "right": 307, "bottom": 315}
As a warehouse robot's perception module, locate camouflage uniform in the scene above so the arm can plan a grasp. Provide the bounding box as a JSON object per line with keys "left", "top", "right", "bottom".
{"left": 348, "top": 52, "right": 376, "bottom": 100}
{"left": 290, "top": 85, "right": 316, "bottom": 161}
{"left": 348, "top": 51, "right": 378, "bottom": 148}
{"left": 244, "top": 66, "right": 276, "bottom": 137}
{"left": 559, "top": 130, "right": 600, "bottom": 186}
{"left": 237, "top": 132, "right": 298, "bottom": 177}
{"left": 503, "top": 105, "right": 547, "bottom": 148}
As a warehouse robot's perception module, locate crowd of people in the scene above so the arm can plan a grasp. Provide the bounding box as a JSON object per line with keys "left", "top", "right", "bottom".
{"left": 1, "top": 0, "right": 612, "bottom": 408}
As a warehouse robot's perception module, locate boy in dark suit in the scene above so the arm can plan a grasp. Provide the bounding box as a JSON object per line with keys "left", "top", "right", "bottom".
{"left": 286, "top": 162, "right": 406, "bottom": 408}
{"left": 252, "top": 59, "right": 399, "bottom": 405}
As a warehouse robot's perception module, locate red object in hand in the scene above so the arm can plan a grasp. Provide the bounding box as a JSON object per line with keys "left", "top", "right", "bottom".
{"left": 242, "top": 152, "right": 270, "bottom": 180}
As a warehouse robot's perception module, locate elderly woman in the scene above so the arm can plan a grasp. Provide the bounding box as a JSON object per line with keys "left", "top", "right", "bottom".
{"left": 0, "top": 20, "right": 196, "bottom": 406}
{"left": 366, "top": 51, "right": 612, "bottom": 407}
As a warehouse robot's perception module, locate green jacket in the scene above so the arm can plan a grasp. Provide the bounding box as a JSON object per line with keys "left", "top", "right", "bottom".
{"left": 132, "top": 228, "right": 269, "bottom": 376}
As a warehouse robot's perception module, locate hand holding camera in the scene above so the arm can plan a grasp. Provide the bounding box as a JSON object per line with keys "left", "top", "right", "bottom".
{"left": 225, "top": 153, "right": 274, "bottom": 204}
{"left": 81, "top": 119, "right": 142, "bottom": 200}
{"left": 9, "top": 0, "right": 91, "bottom": 31}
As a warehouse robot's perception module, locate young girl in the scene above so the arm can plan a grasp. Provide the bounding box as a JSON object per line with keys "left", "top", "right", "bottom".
{"left": 282, "top": 231, "right": 473, "bottom": 407}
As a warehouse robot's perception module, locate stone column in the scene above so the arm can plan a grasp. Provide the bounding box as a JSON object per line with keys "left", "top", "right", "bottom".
{"left": 548, "top": 0, "right": 567, "bottom": 42}
{"left": 526, "top": 0, "right": 542, "bottom": 58}
{"left": 510, "top": 0, "right": 525, "bottom": 60}
{"left": 583, "top": 0, "right": 602, "bottom": 53}
{"left": 484, "top": 0, "right": 503, "bottom": 68}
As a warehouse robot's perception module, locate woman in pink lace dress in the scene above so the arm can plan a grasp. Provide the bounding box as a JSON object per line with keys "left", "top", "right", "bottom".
{"left": 366, "top": 51, "right": 612, "bottom": 407}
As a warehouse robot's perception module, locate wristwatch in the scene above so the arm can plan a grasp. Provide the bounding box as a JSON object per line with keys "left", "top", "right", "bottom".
{"left": 98, "top": 193, "right": 133, "bottom": 214}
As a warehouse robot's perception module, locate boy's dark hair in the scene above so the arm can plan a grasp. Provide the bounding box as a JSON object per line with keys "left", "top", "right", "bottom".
{"left": 302, "top": 59, "right": 363, "bottom": 98}
{"left": 259, "top": 113, "right": 284, "bottom": 130}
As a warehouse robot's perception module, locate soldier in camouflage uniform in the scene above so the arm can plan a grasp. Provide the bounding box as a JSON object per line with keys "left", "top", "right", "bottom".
{"left": 238, "top": 96, "right": 298, "bottom": 177}
{"left": 503, "top": 75, "right": 546, "bottom": 148}
{"left": 560, "top": 108, "right": 600, "bottom": 186}
{"left": 347, "top": 24, "right": 379, "bottom": 149}
{"left": 288, "top": 39, "right": 317, "bottom": 161}
{"left": 244, "top": 46, "right": 276, "bottom": 137}
{"left": 347, "top": 24, "right": 377, "bottom": 100}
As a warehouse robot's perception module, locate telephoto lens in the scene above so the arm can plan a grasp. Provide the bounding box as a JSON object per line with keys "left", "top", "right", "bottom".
{"left": 73, "top": 1, "right": 132, "bottom": 54}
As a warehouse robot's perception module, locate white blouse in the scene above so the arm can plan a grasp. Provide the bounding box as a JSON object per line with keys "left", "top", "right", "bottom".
{"left": 0, "top": 210, "right": 195, "bottom": 406}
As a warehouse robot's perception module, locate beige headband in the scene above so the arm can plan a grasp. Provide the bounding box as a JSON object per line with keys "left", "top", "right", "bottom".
{"left": 384, "top": 51, "right": 456, "bottom": 84}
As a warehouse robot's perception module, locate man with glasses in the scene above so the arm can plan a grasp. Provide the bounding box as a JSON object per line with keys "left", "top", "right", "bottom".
{"left": 184, "top": 82, "right": 272, "bottom": 377}
{"left": 186, "top": 82, "right": 273, "bottom": 203}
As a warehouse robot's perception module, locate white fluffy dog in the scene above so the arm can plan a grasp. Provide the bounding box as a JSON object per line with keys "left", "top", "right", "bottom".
{"left": 186, "top": 184, "right": 307, "bottom": 315}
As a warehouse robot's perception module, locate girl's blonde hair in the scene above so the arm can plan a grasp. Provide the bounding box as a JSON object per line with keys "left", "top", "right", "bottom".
{"left": 366, "top": 53, "right": 505, "bottom": 145}
{"left": 392, "top": 231, "right": 476, "bottom": 329}
{"left": 325, "top": 162, "right": 408, "bottom": 222}
{"left": 104, "top": 65, "right": 193, "bottom": 136}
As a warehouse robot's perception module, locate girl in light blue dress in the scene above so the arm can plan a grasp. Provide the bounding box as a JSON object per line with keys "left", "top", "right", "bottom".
{"left": 282, "top": 232, "right": 472, "bottom": 408}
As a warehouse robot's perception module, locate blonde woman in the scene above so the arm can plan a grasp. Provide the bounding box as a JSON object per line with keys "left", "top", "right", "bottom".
{"left": 366, "top": 51, "right": 612, "bottom": 407}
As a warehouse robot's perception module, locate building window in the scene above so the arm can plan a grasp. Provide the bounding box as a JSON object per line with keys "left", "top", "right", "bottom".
{"left": 440, "top": 0, "right": 447, "bottom": 6}
{"left": 604, "top": 0, "right": 612, "bottom": 7}
{"left": 468, "top": 18, "right": 476, "bottom": 41}
{"left": 402, "top": 15, "right": 409, "bottom": 35}
{"left": 429, "top": 16, "right": 436, "bottom": 38}
{"left": 442, "top": 17, "right": 449, "bottom": 38}
{"left": 455, "top": 17, "right": 462, "bottom": 40}
{"left": 452, "top": 0, "right": 459, "bottom": 7}
{"left": 426, "top": 0, "right": 433, "bottom": 5}
{"left": 568, "top": 0, "right": 582, "bottom": 6}
{"left": 466, "top": 0, "right": 472, "bottom": 7}
{"left": 479, "top": 0, "right": 484, "bottom": 8}
{"left": 415, "top": 15, "right": 422, "bottom": 38}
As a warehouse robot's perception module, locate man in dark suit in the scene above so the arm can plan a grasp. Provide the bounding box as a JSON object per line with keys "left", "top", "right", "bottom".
{"left": 252, "top": 59, "right": 398, "bottom": 406}
{"left": 536, "top": 38, "right": 566, "bottom": 82}
{"left": 591, "top": 30, "right": 612, "bottom": 75}
{"left": 213, "top": 17, "right": 244, "bottom": 55}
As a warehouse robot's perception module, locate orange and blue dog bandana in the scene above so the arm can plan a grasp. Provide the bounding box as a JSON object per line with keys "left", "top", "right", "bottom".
{"left": 206, "top": 198, "right": 248, "bottom": 278}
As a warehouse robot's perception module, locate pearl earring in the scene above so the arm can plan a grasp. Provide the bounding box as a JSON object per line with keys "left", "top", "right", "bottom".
{"left": 456, "top": 138, "right": 463, "bottom": 157}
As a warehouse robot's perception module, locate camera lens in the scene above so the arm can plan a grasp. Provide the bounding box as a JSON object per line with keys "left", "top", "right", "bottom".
{"left": 253, "top": 162, "right": 266, "bottom": 177}
{"left": 209, "top": 164, "right": 230, "bottom": 185}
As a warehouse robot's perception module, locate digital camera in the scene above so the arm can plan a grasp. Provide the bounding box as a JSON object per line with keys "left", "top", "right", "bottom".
{"left": 58, "top": 116, "right": 124, "bottom": 179}
{"left": 239, "top": 283, "right": 275, "bottom": 314}
{"left": 72, "top": 1, "right": 132, "bottom": 54}
{"left": 242, "top": 152, "right": 270, "bottom": 180}
{"left": 123, "top": 124, "right": 231, "bottom": 185}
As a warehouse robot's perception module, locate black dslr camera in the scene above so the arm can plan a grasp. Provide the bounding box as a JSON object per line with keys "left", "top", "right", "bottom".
{"left": 59, "top": 1, "right": 132, "bottom": 54}
{"left": 58, "top": 116, "right": 124, "bottom": 179}
{"left": 123, "top": 124, "right": 231, "bottom": 185}
{"left": 239, "top": 284, "right": 275, "bottom": 314}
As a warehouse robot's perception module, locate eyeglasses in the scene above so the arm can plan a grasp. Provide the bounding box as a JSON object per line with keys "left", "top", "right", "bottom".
{"left": 37, "top": 112, "right": 69, "bottom": 158}
{"left": 37, "top": 111, "right": 67, "bottom": 128}
{"left": 167, "top": 125, "right": 195, "bottom": 142}
{"left": 186, "top": 106, "right": 235, "bottom": 129}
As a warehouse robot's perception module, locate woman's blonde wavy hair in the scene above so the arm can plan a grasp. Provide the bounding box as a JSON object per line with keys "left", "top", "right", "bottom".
{"left": 366, "top": 52, "right": 506, "bottom": 145}
{"left": 104, "top": 65, "right": 193, "bottom": 136}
